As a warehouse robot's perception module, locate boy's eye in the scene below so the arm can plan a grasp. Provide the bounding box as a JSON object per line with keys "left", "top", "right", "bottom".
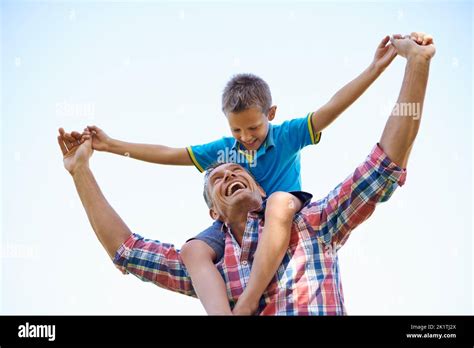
{"left": 249, "top": 127, "right": 257, "bottom": 131}
{"left": 232, "top": 129, "right": 241, "bottom": 133}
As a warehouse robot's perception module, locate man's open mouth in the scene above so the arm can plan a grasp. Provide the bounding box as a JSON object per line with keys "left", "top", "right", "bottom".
{"left": 225, "top": 181, "right": 247, "bottom": 196}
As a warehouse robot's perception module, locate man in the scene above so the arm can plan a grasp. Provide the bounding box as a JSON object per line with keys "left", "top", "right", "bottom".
{"left": 58, "top": 33, "right": 435, "bottom": 315}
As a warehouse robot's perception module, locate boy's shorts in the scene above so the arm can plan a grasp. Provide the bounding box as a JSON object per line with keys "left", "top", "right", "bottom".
{"left": 186, "top": 191, "right": 313, "bottom": 262}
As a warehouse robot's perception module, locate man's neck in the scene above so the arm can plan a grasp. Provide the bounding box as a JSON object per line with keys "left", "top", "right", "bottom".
{"left": 225, "top": 211, "right": 251, "bottom": 245}
{"left": 221, "top": 197, "right": 264, "bottom": 245}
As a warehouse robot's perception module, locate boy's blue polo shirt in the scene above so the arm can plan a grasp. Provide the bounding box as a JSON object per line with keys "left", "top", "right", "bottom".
{"left": 187, "top": 113, "right": 321, "bottom": 195}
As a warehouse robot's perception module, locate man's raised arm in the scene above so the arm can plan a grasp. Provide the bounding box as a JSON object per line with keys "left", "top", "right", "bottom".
{"left": 379, "top": 32, "right": 435, "bottom": 168}
{"left": 304, "top": 33, "right": 435, "bottom": 248}
{"left": 57, "top": 129, "right": 131, "bottom": 259}
{"left": 57, "top": 129, "right": 196, "bottom": 296}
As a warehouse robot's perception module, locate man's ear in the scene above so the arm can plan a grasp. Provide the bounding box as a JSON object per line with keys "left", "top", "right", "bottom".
{"left": 267, "top": 105, "right": 277, "bottom": 121}
{"left": 209, "top": 208, "right": 219, "bottom": 220}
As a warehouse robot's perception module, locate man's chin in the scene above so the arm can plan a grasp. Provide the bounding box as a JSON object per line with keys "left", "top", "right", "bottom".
{"left": 230, "top": 191, "right": 262, "bottom": 211}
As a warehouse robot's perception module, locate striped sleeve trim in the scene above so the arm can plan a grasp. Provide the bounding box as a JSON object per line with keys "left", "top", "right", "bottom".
{"left": 307, "top": 112, "right": 322, "bottom": 145}
{"left": 186, "top": 146, "right": 205, "bottom": 173}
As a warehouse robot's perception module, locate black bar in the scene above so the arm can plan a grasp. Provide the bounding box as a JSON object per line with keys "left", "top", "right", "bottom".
{"left": 0, "top": 315, "right": 473, "bottom": 346}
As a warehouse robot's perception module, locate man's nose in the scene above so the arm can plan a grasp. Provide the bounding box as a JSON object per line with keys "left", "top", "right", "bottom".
{"left": 223, "top": 169, "right": 236, "bottom": 181}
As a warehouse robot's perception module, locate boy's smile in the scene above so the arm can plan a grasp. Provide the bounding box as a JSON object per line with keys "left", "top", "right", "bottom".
{"left": 226, "top": 106, "right": 276, "bottom": 151}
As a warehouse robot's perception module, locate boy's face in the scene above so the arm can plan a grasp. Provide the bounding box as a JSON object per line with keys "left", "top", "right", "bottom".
{"left": 226, "top": 106, "right": 276, "bottom": 151}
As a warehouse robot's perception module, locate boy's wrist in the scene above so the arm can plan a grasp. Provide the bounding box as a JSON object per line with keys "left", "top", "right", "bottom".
{"left": 106, "top": 138, "right": 120, "bottom": 154}
{"left": 368, "top": 61, "right": 384, "bottom": 76}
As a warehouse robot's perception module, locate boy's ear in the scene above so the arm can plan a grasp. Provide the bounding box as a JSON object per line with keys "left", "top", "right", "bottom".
{"left": 209, "top": 208, "right": 219, "bottom": 220}
{"left": 267, "top": 105, "right": 277, "bottom": 121}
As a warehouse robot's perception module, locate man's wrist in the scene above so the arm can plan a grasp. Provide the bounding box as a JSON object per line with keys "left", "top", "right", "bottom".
{"left": 70, "top": 163, "right": 91, "bottom": 179}
{"left": 407, "top": 52, "right": 432, "bottom": 65}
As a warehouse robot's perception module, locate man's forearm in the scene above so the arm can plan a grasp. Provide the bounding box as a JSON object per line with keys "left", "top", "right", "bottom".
{"left": 107, "top": 139, "right": 193, "bottom": 166}
{"left": 313, "top": 64, "right": 382, "bottom": 133}
{"left": 379, "top": 55, "right": 430, "bottom": 168}
{"left": 72, "top": 165, "right": 132, "bottom": 259}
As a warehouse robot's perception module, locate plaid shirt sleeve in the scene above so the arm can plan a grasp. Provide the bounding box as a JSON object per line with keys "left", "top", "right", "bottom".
{"left": 304, "top": 143, "right": 407, "bottom": 249}
{"left": 113, "top": 233, "right": 197, "bottom": 297}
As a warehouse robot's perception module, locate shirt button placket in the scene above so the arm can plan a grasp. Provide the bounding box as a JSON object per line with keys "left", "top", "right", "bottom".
{"left": 240, "top": 260, "right": 250, "bottom": 280}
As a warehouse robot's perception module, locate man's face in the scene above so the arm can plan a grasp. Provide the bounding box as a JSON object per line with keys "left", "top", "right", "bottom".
{"left": 226, "top": 106, "right": 276, "bottom": 151}
{"left": 207, "top": 163, "right": 265, "bottom": 221}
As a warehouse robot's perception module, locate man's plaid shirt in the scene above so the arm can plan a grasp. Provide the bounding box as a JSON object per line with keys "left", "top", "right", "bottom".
{"left": 113, "top": 144, "right": 407, "bottom": 315}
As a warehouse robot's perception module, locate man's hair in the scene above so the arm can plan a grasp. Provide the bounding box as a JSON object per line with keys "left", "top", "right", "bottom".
{"left": 221, "top": 73, "right": 272, "bottom": 115}
{"left": 203, "top": 162, "right": 226, "bottom": 209}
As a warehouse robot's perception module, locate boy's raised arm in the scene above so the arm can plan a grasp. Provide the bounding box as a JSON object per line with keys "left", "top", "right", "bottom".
{"left": 107, "top": 140, "right": 192, "bottom": 165}
{"left": 311, "top": 35, "right": 397, "bottom": 134}
{"left": 73, "top": 125, "right": 193, "bottom": 166}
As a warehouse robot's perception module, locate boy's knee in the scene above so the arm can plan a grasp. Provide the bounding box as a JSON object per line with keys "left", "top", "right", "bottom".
{"left": 180, "top": 239, "right": 217, "bottom": 264}
{"left": 267, "top": 191, "right": 299, "bottom": 214}
{"left": 266, "top": 192, "right": 301, "bottom": 220}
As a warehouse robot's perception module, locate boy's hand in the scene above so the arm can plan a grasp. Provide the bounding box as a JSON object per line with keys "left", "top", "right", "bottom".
{"left": 80, "top": 125, "right": 112, "bottom": 152}
{"left": 372, "top": 35, "right": 398, "bottom": 72}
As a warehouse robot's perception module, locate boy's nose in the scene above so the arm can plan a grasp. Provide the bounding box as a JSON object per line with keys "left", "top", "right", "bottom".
{"left": 241, "top": 133, "right": 252, "bottom": 142}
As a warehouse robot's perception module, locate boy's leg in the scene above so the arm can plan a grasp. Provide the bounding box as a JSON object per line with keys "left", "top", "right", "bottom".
{"left": 233, "top": 192, "right": 303, "bottom": 315}
{"left": 181, "top": 224, "right": 231, "bottom": 315}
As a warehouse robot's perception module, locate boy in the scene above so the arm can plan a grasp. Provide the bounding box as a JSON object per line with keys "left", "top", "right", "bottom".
{"left": 70, "top": 35, "right": 397, "bottom": 315}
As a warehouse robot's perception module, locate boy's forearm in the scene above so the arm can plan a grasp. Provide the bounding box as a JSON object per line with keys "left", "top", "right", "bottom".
{"left": 313, "top": 63, "right": 383, "bottom": 133}
{"left": 107, "top": 139, "right": 193, "bottom": 166}
{"left": 329, "top": 63, "right": 382, "bottom": 114}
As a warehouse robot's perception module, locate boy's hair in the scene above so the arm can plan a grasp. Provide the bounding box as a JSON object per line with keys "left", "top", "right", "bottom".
{"left": 221, "top": 73, "right": 272, "bottom": 115}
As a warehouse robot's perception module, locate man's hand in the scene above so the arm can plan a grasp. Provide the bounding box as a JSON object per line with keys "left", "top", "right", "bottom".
{"left": 60, "top": 125, "right": 112, "bottom": 152}
{"left": 372, "top": 35, "right": 398, "bottom": 72}
{"left": 390, "top": 32, "right": 436, "bottom": 61}
{"left": 58, "top": 128, "right": 93, "bottom": 175}
{"left": 409, "top": 31, "right": 434, "bottom": 46}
